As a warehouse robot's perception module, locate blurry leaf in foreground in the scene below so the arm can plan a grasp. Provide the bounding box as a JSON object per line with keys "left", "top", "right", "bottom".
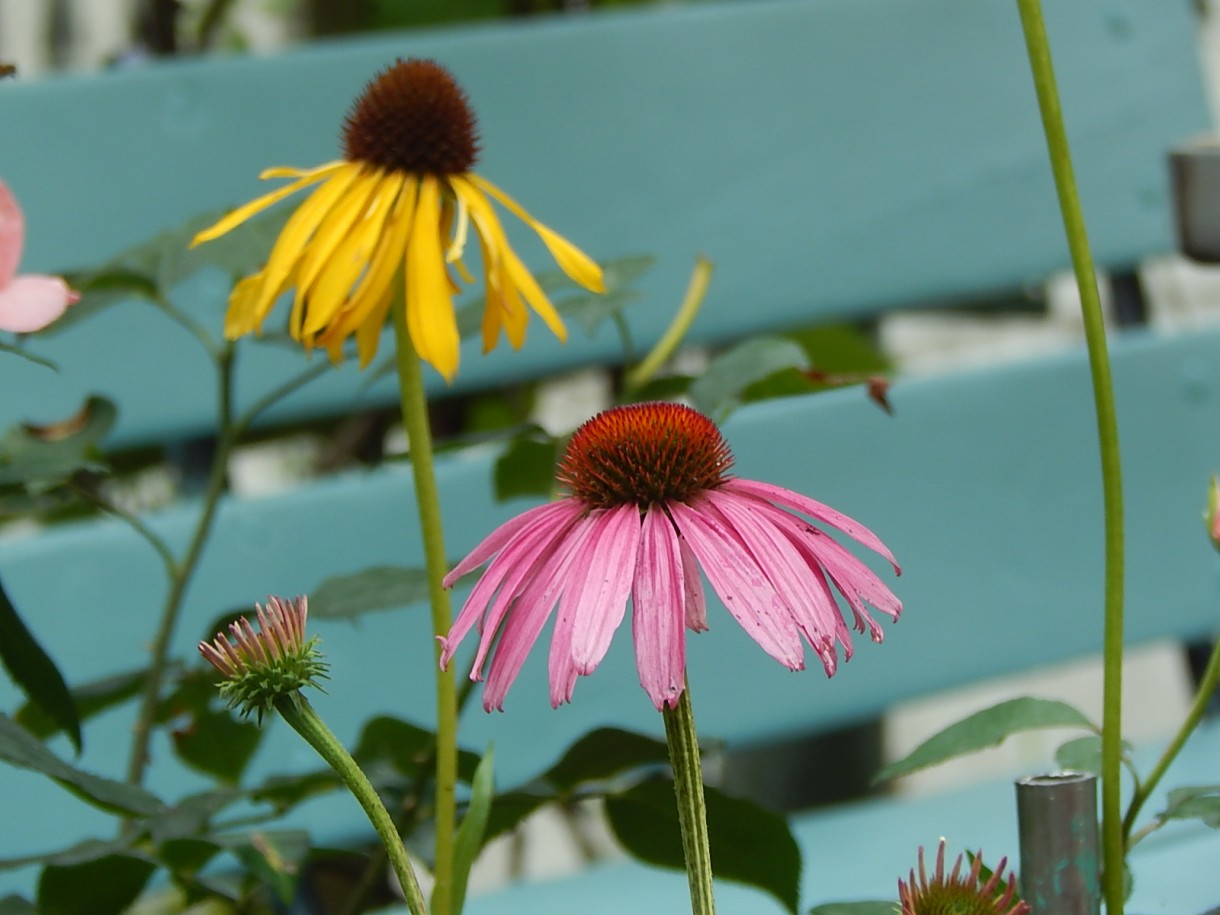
{"left": 37, "top": 852, "right": 156, "bottom": 915}
{"left": 0, "top": 574, "right": 80, "bottom": 753}
{"left": 16, "top": 668, "right": 145, "bottom": 742}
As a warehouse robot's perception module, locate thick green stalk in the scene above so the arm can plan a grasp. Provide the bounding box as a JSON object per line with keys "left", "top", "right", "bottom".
{"left": 390, "top": 307, "right": 458, "bottom": 915}
{"left": 662, "top": 680, "right": 716, "bottom": 915}
{"left": 1014, "top": 4, "right": 1125, "bottom": 912}
{"left": 276, "top": 695, "right": 428, "bottom": 915}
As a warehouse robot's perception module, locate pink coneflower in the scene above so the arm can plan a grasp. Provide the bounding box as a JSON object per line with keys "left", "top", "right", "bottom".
{"left": 0, "top": 181, "right": 78, "bottom": 333}
{"left": 898, "top": 840, "right": 1030, "bottom": 915}
{"left": 440, "top": 402, "right": 902, "bottom": 711}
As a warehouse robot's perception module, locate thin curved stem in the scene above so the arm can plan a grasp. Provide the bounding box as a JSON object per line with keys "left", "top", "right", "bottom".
{"left": 69, "top": 481, "right": 177, "bottom": 580}
{"left": 390, "top": 306, "right": 457, "bottom": 915}
{"left": 126, "top": 342, "right": 237, "bottom": 787}
{"left": 1123, "top": 634, "right": 1220, "bottom": 844}
{"left": 662, "top": 679, "right": 716, "bottom": 915}
{"left": 231, "top": 359, "right": 334, "bottom": 438}
{"left": 1014, "top": 5, "right": 1126, "bottom": 913}
{"left": 276, "top": 695, "right": 428, "bottom": 915}
{"left": 151, "top": 292, "right": 220, "bottom": 359}
{"left": 623, "top": 257, "right": 713, "bottom": 396}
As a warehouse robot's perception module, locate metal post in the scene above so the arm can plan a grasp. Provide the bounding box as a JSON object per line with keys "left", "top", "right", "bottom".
{"left": 1015, "top": 772, "right": 1101, "bottom": 915}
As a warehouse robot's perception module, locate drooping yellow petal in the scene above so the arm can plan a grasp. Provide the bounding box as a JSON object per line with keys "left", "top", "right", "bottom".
{"left": 355, "top": 289, "right": 396, "bottom": 368}
{"left": 254, "top": 163, "right": 365, "bottom": 320}
{"left": 224, "top": 272, "right": 269, "bottom": 338}
{"left": 190, "top": 162, "right": 346, "bottom": 247}
{"left": 289, "top": 167, "right": 383, "bottom": 337}
{"left": 303, "top": 171, "right": 405, "bottom": 336}
{"left": 407, "top": 175, "right": 460, "bottom": 381}
{"left": 455, "top": 178, "right": 567, "bottom": 344}
{"left": 466, "top": 174, "right": 606, "bottom": 293}
{"left": 318, "top": 177, "right": 418, "bottom": 350}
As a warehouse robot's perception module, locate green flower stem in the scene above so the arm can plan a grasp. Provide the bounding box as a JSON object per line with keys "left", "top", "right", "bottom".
{"left": 623, "top": 257, "right": 713, "bottom": 396}
{"left": 276, "top": 694, "right": 428, "bottom": 915}
{"left": 1014, "top": 4, "right": 1126, "bottom": 912}
{"left": 391, "top": 306, "right": 458, "bottom": 915}
{"left": 1122, "top": 633, "right": 1220, "bottom": 845}
{"left": 662, "top": 679, "right": 716, "bottom": 915}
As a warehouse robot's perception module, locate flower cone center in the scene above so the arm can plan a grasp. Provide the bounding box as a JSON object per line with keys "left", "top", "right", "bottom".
{"left": 342, "top": 58, "right": 479, "bottom": 174}
{"left": 557, "top": 402, "right": 733, "bottom": 509}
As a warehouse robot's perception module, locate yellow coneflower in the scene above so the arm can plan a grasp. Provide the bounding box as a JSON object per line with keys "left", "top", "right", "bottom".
{"left": 191, "top": 58, "right": 604, "bottom": 381}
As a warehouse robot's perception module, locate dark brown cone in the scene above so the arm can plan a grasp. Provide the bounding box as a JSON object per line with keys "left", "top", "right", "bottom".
{"left": 342, "top": 58, "right": 479, "bottom": 174}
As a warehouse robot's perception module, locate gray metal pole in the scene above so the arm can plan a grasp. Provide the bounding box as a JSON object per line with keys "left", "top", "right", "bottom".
{"left": 1015, "top": 772, "right": 1101, "bottom": 915}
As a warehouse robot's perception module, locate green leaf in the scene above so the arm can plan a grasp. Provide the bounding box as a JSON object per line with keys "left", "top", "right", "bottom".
{"left": 354, "top": 716, "right": 435, "bottom": 777}
{"left": 1053, "top": 734, "right": 1130, "bottom": 774}
{"left": 493, "top": 434, "right": 558, "bottom": 502}
{"left": 450, "top": 747, "right": 495, "bottom": 915}
{"left": 605, "top": 777, "right": 801, "bottom": 914}
{"left": 146, "top": 789, "right": 242, "bottom": 843}
{"left": 155, "top": 838, "right": 222, "bottom": 880}
{"left": 0, "top": 838, "right": 134, "bottom": 873}
{"left": 0, "top": 396, "right": 116, "bottom": 490}
{"left": 0, "top": 714, "right": 163, "bottom": 817}
{"left": 171, "top": 705, "right": 262, "bottom": 784}
{"left": 37, "top": 853, "right": 156, "bottom": 915}
{"left": 16, "top": 667, "right": 145, "bottom": 741}
{"left": 217, "top": 831, "right": 310, "bottom": 906}
{"left": 876, "top": 698, "right": 1097, "bottom": 782}
{"left": 310, "top": 565, "right": 431, "bottom": 620}
{"left": 0, "top": 895, "right": 35, "bottom": 915}
{"left": 688, "top": 337, "right": 810, "bottom": 421}
{"left": 480, "top": 790, "right": 552, "bottom": 845}
{"left": 543, "top": 727, "right": 669, "bottom": 792}
{"left": 807, "top": 903, "right": 897, "bottom": 915}
{"left": 0, "top": 575, "right": 81, "bottom": 753}
{"left": 1161, "top": 784, "right": 1220, "bottom": 828}
{"left": 789, "top": 325, "right": 890, "bottom": 375}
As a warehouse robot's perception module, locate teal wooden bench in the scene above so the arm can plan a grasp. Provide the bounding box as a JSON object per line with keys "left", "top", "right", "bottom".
{"left": 2, "top": 0, "right": 1218, "bottom": 911}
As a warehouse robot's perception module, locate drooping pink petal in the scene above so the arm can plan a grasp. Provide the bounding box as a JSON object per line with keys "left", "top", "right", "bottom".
{"left": 0, "top": 181, "right": 24, "bottom": 288}
{"left": 723, "top": 478, "right": 900, "bottom": 574}
{"left": 443, "top": 498, "right": 581, "bottom": 588}
{"left": 744, "top": 496, "right": 893, "bottom": 641}
{"left": 679, "top": 534, "right": 708, "bottom": 632}
{"left": 441, "top": 500, "right": 584, "bottom": 674}
{"left": 482, "top": 513, "right": 594, "bottom": 710}
{"left": 631, "top": 505, "right": 687, "bottom": 709}
{"left": 548, "top": 519, "right": 600, "bottom": 707}
{"left": 0, "top": 275, "right": 77, "bottom": 333}
{"left": 705, "top": 489, "right": 841, "bottom": 662}
{"left": 565, "top": 503, "right": 641, "bottom": 675}
{"left": 668, "top": 500, "right": 804, "bottom": 670}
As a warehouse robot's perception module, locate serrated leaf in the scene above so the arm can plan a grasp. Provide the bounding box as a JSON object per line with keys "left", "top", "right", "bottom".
{"left": 0, "top": 575, "right": 80, "bottom": 753}
{"left": 493, "top": 435, "right": 558, "bottom": 502}
{"left": 876, "top": 698, "right": 1096, "bottom": 782}
{"left": 688, "top": 337, "right": 810, "bottom": 421}
{"left": 543, "top": 727, "right": 669, "bottom": 793}
{"left": 171, "top": 706, "right": 262, "bottom": 784}
{"left": 450, "top": 747, "right": 495, "bottom": 915}
{"left": 605, "top": 777, "right": 801, "bottom": 914}
{"left": 310, "top": 566, "right": 431, "bottom": 620}
{"left": 0, "top": 396, "right": 116, "bottom": 489}
{"left": 1161, "top": 784, "right": 1220, "bottom": 828}
{"left": 37, "top": 852, "right": 156, "bottom": 915}
{"left": 16, "top": 667, "right": 145, "bottom": 742}
{"left": 0, "top": 714, "right": 163, "bottom": 816}
{"left": 807, "top": 903, "right": 898, "bottom": 915}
